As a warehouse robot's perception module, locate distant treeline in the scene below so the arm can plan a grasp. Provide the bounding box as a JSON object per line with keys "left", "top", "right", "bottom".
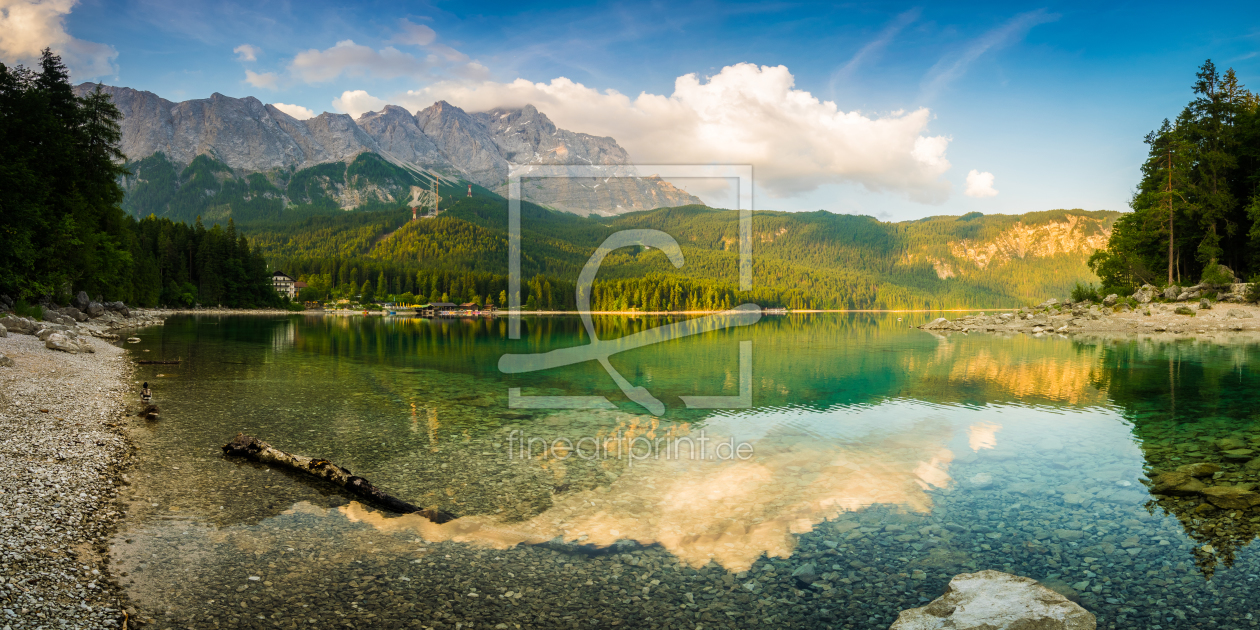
{"left": 1091, "top": 60, "right": 1260, "bottom": 290}
{"left": 0, "top": 50, "right": 281, "bottom": 307}
{"left": 256, "top": 196, "right": 1113, "bottom": 310}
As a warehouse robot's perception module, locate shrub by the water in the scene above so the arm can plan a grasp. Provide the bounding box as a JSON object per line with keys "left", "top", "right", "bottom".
{"left": 1247, "top": 277, "right": 1260, "bottom": 303}
{"left": 1071, "top": 282, "right": 1101, "bottom": 303}
{"left": 1201, "top": 260, "right": 1234, "bottom": 286}
{"left": 10, "top": 300, "right": 42, "bottom": 321}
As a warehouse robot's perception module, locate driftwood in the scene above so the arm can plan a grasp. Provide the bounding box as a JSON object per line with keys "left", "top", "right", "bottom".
{"left": 221, "top": 433, "right": 454, "bottom": 522}
{"left": 137, "top": 360, "right": 180, "bottom": 365}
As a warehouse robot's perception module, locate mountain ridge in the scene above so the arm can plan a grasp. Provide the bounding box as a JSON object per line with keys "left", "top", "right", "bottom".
{"left": 73, "top": 83, "right": 703, "bottom": 217}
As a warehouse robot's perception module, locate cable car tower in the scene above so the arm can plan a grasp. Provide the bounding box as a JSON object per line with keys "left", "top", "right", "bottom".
{"left": 408, "top": 177, "right": 440, "bottom": 220}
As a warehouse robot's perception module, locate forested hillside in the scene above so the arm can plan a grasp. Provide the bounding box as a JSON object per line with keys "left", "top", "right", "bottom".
{"left": 122, "top": 151, "right": 436, "bottom": 224}
{"left": 248, "top": 189, "right": 1117, "bottom": 310}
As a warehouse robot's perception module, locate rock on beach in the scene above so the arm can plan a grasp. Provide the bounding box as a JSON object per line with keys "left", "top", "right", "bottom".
{"left": 889, "top": 570, "right": 1096, "bottom": 630}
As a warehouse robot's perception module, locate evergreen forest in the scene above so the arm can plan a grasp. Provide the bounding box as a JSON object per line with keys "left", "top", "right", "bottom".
{"left": 1090, "top": 60, "right": 1260, "bottom": 292}
{"left": 0, "top": 50, "right": 284, "bottom": 309}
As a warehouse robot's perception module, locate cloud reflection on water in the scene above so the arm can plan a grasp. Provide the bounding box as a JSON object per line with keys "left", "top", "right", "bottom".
{"left": 343, "top": 401, "right": 968, "bottom": 571}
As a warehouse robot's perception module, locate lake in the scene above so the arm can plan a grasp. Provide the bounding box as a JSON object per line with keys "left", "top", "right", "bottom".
{"left": 114, "top": 313, "right": 1260, "bottom": 629}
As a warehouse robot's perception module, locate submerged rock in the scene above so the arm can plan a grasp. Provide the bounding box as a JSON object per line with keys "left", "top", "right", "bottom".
{"left": 1149, "top": 472, "right": 1207, "bottom": 496}
{"left": 1217, "top": 436, "right": 1247, "bottom": 451}
{"left": 791, "top": 562, "right": 818, "bottom": 585}
{"left": 888, "top": 570, "right": 1095, "bottom": 630}
{"left": 1221, "top": 448, "right": 1255, "bottom": 462}
{"left": 1176, "top": 462, "right": 1221, "bottom": 477}
{"left": 1201, "top": 485, "right": 1260, "bottom": 510}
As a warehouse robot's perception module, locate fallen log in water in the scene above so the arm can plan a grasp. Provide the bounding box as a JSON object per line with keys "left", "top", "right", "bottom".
{"left": 221, "top": 433, "right": 454, "bottom": 522}
{"left": 137, "top": 360, "right": 180, "bottom": 365}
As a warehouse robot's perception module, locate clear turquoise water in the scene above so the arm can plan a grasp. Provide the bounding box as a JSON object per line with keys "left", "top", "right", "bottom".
{"left": 113, "top": 314, "right": 1260, "bottom": 629}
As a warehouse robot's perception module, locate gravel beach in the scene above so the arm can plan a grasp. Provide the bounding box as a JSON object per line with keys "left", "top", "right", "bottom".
{"left": 0, "top": 333, "right": 134, "bottom": 628}
{"left": 921, "top": 297, "right": 1260, "bottom": 338}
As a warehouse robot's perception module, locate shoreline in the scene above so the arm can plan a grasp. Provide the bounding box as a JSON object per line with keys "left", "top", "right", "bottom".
{"left": 142, "top": 307, "right": 1009, "bottom": 316}
{"left": 921, "top": 299, "right": 1260, "bottom": 340}
{"left": 0, "top": 332, "right": 135, "bottom": 627}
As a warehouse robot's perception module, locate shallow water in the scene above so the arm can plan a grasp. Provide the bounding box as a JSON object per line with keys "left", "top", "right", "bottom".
{"left": 114, "top": 313, "right": 1260, "bottom": 629}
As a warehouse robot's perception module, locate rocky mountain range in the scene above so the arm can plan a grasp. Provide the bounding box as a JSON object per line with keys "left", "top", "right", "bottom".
{"left": 73, "top": 83, "right": 701, "bottom": 216}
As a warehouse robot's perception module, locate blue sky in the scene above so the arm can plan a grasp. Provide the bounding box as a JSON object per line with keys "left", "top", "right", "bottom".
{"left": 15, "top": 0, "right": 1260, "bottom": 220}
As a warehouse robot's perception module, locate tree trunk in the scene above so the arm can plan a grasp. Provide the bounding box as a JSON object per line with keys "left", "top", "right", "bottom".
{"left": 221, "top": 433, "right": 454, "bottom": 522}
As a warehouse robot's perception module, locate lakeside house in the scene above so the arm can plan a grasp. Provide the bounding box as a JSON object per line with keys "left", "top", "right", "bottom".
{"left": 272, "top": 271, "right": 296, "bottom": 300}
{"left": 419, "top": 302, "right": 458, "bottom": 317}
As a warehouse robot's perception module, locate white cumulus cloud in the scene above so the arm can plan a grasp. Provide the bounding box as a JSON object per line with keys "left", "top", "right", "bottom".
{"left": 332, "top": 89, "right": 387, "bottom": 118}
{"left": 233, "top": 44, "right": 260, "bottom": 62}
{"left": 0, "top": 0, "right": 117, "bottom": 78}
{"left": 271, "top": 102, "right": 315, "bottom": 120}
{"left": 392, "top": 63, "right": 953, "bottom": 202}
{"left": 244, "top": 69, "right": 278, "bottom": 89}
{"left": 964, "top": 169, "right": 998, "bottom": 198}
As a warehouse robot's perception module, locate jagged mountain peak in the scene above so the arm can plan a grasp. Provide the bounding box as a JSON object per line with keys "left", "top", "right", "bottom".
{"left": 75, "top": 82, "right": 703, "bottom": 215}
{"left": 477, "top": 104, "right": 559, "bottom": 137}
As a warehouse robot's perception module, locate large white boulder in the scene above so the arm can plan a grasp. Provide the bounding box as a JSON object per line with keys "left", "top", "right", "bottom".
{"left": 889, "top": 570, "right": 1095, "bottom": 630}
{"left": 45, "top": 332, "right": 79, "bottom": 354}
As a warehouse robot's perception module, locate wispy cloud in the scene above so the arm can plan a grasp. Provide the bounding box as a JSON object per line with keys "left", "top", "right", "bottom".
{"left": 289, "top": 40, "right": 430, "bottom": 83}
{"left": 389, "top": 18, "right": 435, "bottom": 47}
{"left": 829, "top": 8, "right": 921, "bottom": 94}
{"left": 919, "top": 9, "right": 1058, "bottom": 102}
{"left": 279, "top": 20, "right": 485, "bottom": 85}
